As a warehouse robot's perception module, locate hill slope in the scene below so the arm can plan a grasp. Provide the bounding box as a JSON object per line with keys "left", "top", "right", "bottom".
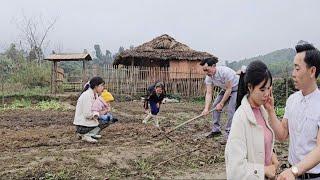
{"left": 226, "top": 48, "right": 296, "bottom": 76}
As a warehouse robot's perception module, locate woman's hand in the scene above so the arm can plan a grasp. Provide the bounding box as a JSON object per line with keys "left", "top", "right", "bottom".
{"left": 271, "top": 152, "right": 280, "bottom": 169}
{"left": 265, "top": 164, "right": 276, "bottom": 179}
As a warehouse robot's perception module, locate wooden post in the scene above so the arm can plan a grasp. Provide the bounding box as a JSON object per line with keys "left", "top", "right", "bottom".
{"left": 50, "top": 62, "right": 54, "bottom": 94}
{"left": 1, "top": 79, "right": 4, "bottom": 108}
{"left": 53, "top": 61, "right": 58, "bottom": 95}
{"left": 188, "top": 69, "right": 192, "bottom": 98}
{"left": 82, "top": 60, "right": 86, "bottom": 87}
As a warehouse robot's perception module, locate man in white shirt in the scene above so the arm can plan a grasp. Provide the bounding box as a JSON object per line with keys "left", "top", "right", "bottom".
{"left": 265, "top": 42, "right": 320, "bottom": 179}
{"left": 200, "top": 57, "right": 239, "bottom": 139}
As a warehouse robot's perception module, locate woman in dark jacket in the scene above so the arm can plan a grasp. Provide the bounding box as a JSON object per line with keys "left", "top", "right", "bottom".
{"left": 143, "top": 82, "right": 165, "bottom": 127}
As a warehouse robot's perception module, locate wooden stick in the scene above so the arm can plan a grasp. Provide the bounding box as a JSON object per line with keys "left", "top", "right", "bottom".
{"left": 152, "top": 109, "right": 215, "bottom": 139}
{"left": 166, "top": 108, "right": 215, "bottom": 134}
{"left": 156, "top": 126, "right": 174, "bottom": 142}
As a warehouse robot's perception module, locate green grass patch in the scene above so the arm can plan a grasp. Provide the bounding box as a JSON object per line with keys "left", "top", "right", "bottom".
{"left": 9, "top": 98, "right": 32, "bottom": 108}
{"left": 1, "top": 86, "right": 50, "bottom": 97}
{"left": 36, "top": 100, "right": 67, "bottom": 111}
{"left": 190, "top": 96, "right": 205, "bottom": 104}
{"left": 43, "top": 170, "right": 71, "bottom": 180}
{"left": 134, "top": 158, "right": 152, "bottom": 174}
{"left": 1, "top": 99, "right": 67, "bottom": 111}
{"left": 276, "top": 107, "right": 285, "bottom": 118}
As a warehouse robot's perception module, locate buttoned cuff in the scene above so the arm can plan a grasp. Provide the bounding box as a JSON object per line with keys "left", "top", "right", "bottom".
{"left": 247, "top": 162, "right": 264, "bottom": 179}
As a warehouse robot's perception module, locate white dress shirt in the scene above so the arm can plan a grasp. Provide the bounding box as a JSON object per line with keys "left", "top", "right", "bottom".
{"left": 205, "top": 66, "right": 239, "bottom": 90}
{"left": 284, "top": 88, "right": 320, "bottom": 173}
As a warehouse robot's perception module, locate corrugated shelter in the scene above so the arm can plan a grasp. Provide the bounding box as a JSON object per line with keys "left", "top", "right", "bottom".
{"left": 44, "top": 52, "right": 92, "bottom": 94}
{"left": 113, "top": 34, "right": 218, "bottom": 78}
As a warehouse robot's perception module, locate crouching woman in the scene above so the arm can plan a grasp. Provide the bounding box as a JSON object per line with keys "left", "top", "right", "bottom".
{"left": 73, "top": 76, "right": 108, "bottom": 143}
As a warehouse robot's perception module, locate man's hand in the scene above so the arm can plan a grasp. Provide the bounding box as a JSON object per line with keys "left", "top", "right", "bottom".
{"left": 277, "top": 168, "right": 295, "bottom": 180}
{"left": 265, "top": 164, "right": 276, "bottom": 179}
{"left": 201, "top": 109, "right": 210, "bottom": 116}
{"left": 264, "top": 87, "right": 275, "bottom": 113}
{"left": 215, "top": 102, "right": 224, "bottom": 112}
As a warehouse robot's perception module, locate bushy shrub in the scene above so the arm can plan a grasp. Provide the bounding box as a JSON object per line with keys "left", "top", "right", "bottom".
{"left": 273, "top": 77, "right": 320, "bottom": 107}
{"left": 10, "top": 61, "right": 51, "bottom": 88}
{"left": 275, "top": 107, "right": 285, "bottom": 118}
{"left": 272, "top": 78, "right": 296, "bottom": 107}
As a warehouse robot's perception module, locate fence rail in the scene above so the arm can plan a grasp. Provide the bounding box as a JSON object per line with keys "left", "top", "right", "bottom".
{"left": 62, "top": 65, "right": 220, "bottom": 98}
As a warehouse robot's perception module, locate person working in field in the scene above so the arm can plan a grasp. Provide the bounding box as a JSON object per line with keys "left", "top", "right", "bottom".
{"left": 143, "top": 82, "right": 166, "bottom": 128}
{"left": 200, "top": 57, "right": 239, "bottom": 139}
{"left": 91, "top": 89, "right": 118, "bottom": 124}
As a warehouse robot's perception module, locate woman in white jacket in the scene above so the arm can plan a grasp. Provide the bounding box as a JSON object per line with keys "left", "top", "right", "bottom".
{"left": 225, "top": 61, "right": 279, "bottom": 179}
{"left": 74, "top": 76, "right": 108, "bottom": 143}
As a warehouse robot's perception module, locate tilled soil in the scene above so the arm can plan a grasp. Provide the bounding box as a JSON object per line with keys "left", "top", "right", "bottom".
{"left": 0, "top": 101, "right": 288, "bottom": 179}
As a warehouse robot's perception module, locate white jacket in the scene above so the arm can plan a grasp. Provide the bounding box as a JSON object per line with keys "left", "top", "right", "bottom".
{"left": 225, "top": 95, "right": 275, "bottom": 180}
{"left": 73, "top": 88, "right": 100, "bottom": 127}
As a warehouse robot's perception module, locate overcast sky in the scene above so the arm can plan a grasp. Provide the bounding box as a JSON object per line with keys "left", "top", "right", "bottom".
{"left": 1, "top": 0, "right": 320, "bottom": 62}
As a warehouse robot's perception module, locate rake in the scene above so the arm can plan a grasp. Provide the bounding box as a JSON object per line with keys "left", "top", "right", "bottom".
{"left": 153, "top": 108, "right": 216, "bottom": 140}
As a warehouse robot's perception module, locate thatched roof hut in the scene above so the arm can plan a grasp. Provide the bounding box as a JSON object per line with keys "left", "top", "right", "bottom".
{"left": 113, "top": 34, "right": 217, "bottom": 67}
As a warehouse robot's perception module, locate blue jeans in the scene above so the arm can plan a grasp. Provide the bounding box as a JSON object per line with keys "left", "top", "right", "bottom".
{"left": 99, "top": 113, "right": 113, "bottom": 124}
{"left": 149, "top": 101, "right": 160, "bottom": 115}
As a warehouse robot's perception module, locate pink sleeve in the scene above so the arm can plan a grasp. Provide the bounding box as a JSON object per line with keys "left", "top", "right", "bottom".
{"left": 91, "top": 99, "right": 102, "bottom": 113}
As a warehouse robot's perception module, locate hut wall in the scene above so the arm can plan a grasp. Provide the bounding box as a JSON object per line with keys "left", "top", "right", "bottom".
{"left": 169, "top": 60, "right": 204, "bottom": 79}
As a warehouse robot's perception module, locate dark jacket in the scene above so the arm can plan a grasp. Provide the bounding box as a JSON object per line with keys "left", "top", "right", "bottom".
{"left": 143, "top": 84, "right": 165, "bottom": 109}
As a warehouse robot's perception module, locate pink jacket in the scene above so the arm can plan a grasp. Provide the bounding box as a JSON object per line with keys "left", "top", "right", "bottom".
{"left": 91, "top": 96, "right": 110, "bottom": 115}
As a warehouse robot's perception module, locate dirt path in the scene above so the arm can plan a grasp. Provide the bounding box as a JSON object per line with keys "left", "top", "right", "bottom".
{"left": 0, "top": 101, "right": 288, "bottom": 179}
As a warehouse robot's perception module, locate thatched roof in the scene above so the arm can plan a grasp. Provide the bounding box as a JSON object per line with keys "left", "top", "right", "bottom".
{"left": 44, "top": 53, "right": 92, "bottom": 61}
{"left": 114, "top": 34, "right": 217, "bottom": 65}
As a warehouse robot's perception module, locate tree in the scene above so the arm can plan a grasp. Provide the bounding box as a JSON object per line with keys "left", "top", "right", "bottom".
{"left": 5, "top": 44, "right": 19, "bottom": 61}
{"left": 27, "top": 48, "right": 37, "bottom": 61}
{"left": 16, "top": 13, "right": 57, "bottom": 64}
{"left": 94, "top": 44, "right": 104, "bottom": 61}
{"left": 118, "top": 46, "right": 125, "bottom": 53}
{"left": 105, "top": 49, "right": 113, "bottom": 64}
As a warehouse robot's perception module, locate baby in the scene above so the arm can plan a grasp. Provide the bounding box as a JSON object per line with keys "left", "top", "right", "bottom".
{"left": 92, "top": 90, "right": 118, "bottom": 124}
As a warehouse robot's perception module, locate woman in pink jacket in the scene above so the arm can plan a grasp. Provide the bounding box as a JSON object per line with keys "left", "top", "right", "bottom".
{"left": 225, "top": 61, "right": 279, "bottom": 179}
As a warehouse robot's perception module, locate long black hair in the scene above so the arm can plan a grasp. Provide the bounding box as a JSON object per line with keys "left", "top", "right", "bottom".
{"left": 236, "top": 60, "right": 272, "bottom": 109}
{"left": 80, "top": 76, "right": 105, "bottom": 95}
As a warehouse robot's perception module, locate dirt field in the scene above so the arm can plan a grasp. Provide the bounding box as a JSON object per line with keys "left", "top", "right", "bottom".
{"left": 0, "top": 100, "right": 289, "bottom": 179}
